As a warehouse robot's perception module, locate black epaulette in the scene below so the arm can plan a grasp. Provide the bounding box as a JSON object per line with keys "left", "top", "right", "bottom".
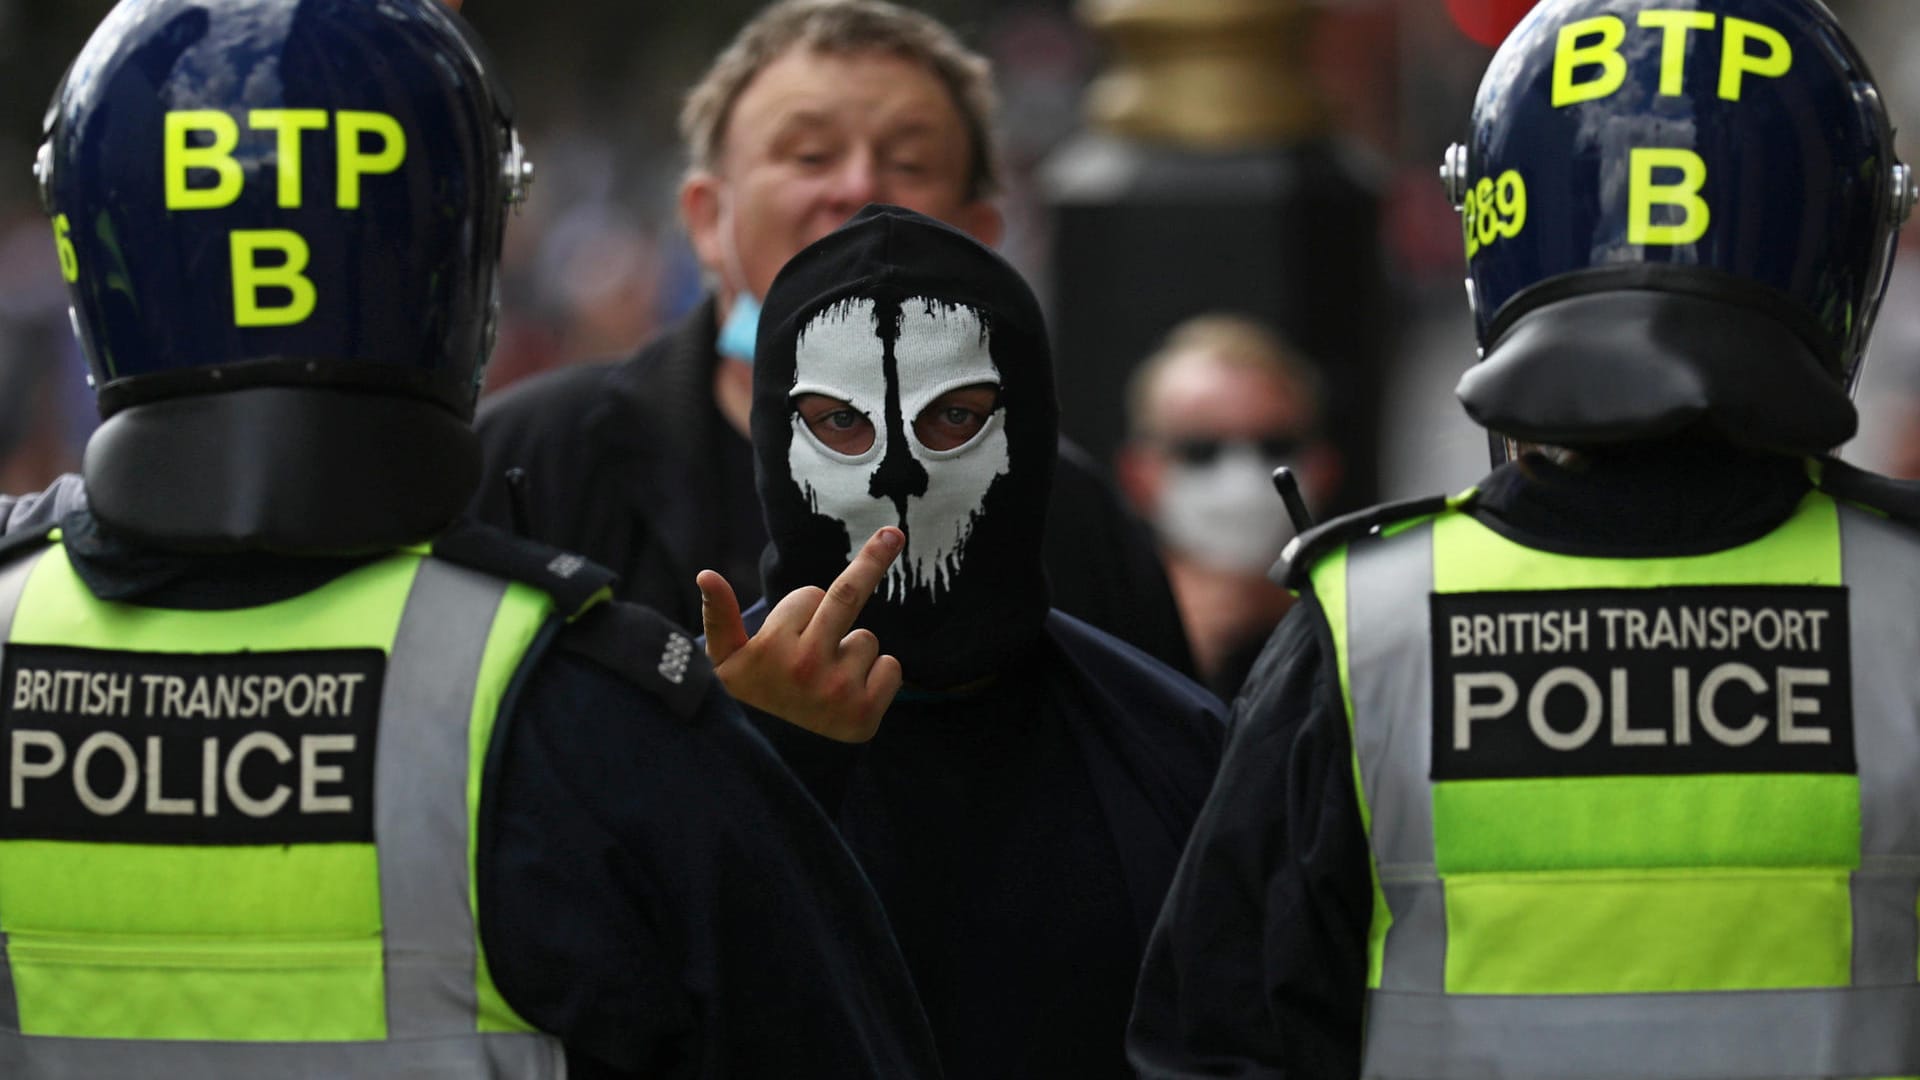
{"left": 556, "top": 601, "right": 715, "bottom": 721}
{"left": 432, "top": 518, "right": 618, "bottom": 620}
{"left": 1816, "top": 457, "right": 1920, "bottom": 532}
{"left": 0, "top": 522, "right": 58, "bottom": 567}
{"left": 1273, "top": 492, "right": 1457, "bottom": 590}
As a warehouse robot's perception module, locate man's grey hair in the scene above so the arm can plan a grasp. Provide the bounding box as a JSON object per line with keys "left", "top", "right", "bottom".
{"left": 679, "top": 0, "right": 1001, "bottom": 200}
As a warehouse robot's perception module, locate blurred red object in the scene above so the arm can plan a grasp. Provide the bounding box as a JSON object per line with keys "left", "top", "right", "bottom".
{"left": 1446, "top": 0, "right": 1540, "bottom": 48}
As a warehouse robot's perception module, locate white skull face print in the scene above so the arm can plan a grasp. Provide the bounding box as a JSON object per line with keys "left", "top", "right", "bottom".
{"left": 789, "top": 297, "right": 1011, "bottom": 599}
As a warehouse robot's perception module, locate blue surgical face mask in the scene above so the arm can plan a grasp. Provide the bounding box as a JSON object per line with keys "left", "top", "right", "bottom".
{"left": 717, "top": 291, "right": 762, "bottom": 365}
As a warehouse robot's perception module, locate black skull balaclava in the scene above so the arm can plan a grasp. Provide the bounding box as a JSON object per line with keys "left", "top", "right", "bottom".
{"left": 754, "top": 205, "right": 1056, "bottom": 690}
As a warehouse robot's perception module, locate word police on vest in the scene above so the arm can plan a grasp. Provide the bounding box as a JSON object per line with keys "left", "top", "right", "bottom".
{"left": 1431, "top": 587, "right": 1853, "bottom": 781}
{"left": 1, "top": 646, "right": 384, "bottom": 845}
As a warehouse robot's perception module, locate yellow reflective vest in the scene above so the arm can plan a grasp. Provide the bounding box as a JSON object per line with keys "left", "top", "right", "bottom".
{"left": 1306, "top": 488, "right": 1920, "bottom": 1079}
{"left": 0, "top": 536, "right": 574, "bottom": 1076}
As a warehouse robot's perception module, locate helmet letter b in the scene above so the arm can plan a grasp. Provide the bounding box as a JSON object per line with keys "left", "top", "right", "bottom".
{"left": 1628, "top": 149, "right": 1710, "bottom": 246}
{"left": 231, "top": 231, "right": 317, "bottom": 328}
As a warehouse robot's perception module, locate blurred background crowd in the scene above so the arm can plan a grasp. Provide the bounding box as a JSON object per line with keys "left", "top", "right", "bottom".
{"left": 3, "top": 0, "right": 1917, "bottom": 518}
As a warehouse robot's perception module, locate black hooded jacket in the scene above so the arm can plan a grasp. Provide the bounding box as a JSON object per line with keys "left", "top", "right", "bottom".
{"left": 741, "top": 206, "right": 1225, "bottom": 1078}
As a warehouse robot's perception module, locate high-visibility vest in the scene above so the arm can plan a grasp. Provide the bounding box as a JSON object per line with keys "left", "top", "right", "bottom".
{"left": 0, "top": 537, "right": 571, "bottom": 1077}
{"left": 1307, "top": 488, "right": 1920, "bottom": 1079}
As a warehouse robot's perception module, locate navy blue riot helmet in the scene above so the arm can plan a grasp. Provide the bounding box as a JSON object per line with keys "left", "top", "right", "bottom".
{"left": 38, "top": 0, "right": 530, "bottom": 552}
{"left": 1446, "top": 0, "right": 1917, "bottom": 455}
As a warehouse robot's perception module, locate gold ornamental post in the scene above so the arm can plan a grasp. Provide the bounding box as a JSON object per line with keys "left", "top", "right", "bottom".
{"left": 1078, "top": 0, "right": 1326, "bottom": 148}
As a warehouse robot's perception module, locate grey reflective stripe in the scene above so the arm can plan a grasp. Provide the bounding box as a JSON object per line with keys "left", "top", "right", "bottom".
{"left": 1362, "top": 985, "right": 1920, "bottom": 1080}
{"left": 377, "top": 558, "right": 508, "bottom": 1039}
{"left": 0, "top": 545, "right": 51, "bottom": 1036}
{"left": 1839, "top": 504, "right": 1920, "bottom": 985}
{"left": 1345, "top": 523, "right": 1443, "bottom": 993}
{"left": 1851, "top": 871, "right": 1919, "bottom": 985}
{"left": 1374, "top": 880, "right": 1444, "bottom": 993}
{"left": 0, "top": 1029, "right": 566, "bottom": 1079}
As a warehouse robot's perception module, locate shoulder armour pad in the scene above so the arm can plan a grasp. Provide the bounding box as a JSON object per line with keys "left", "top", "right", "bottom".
{"left": 1274, "top": 493, "right": 1455, "bottom": 590}
{"left": 0, "top": 522, "right": 58, "bottom": 568}
{"left": 557, "top": 601, "right": 714, "bottom": 720}
{"left": 433, "top": 519, "right": 617, "bottom": 619}
{"left": 1816, "top": 457, "right": 1920, "bottom": 530}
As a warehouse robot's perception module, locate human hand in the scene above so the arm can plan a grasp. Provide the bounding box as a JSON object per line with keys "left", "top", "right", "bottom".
{"left": 697, "top": 527, "right": 905, "bottom": 742}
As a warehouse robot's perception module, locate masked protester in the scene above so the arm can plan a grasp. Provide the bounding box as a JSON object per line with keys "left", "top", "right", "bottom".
{"left": 718, "top": 204, "right": 1223, "bottom": 1080}
{"left": 1129, "top": 0, "right": 1920, "bottom": 1076}
{"left": 0, "top": 3, "right": 941, "bottom": 1077}
{"left": 469, "top": 0, "right": 1195, "bottom": 677}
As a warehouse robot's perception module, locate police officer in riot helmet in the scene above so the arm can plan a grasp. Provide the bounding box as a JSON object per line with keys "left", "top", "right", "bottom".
{"left": 3, "top": 1, "right": 940, "bottom": 1076}
{"left": 1130, "top": 0, "right": 1920, "bottom": 1076}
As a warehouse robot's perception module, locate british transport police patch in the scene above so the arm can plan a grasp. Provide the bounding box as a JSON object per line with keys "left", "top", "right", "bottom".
{"left": 0, "top": 645, "right": 384, "bottom": 844}
{"left": 1430, "top": 587, "right": 1853, "bottom": 780}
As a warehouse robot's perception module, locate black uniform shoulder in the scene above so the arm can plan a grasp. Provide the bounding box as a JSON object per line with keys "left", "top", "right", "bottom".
{"left": 435, "top": 520, "right": 713, "bottom": 715}
{"left": 554, "top": 599, "right": 715, "bottom": 721}
{"left": 433, "top": 518, "right": 618, "bottom": 618}
{"left": 1817, "top": 457, "right": 1920, "bottom": 532}
{"left": 1276, "top": 491, "right": 1456, "bottom": 590}
{"left": 0, "top": 474, "right": 88, "bottom": 539}
{"left": 0, "top": 519, "right": 57, "bottom": 568}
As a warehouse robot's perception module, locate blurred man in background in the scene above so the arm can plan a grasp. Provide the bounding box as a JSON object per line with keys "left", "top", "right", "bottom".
{"left": 471, "top": 0, "right": 1194, "bottom": 674}
{"left": 1117, "top": 314, "right": 1340, "bottom": 699}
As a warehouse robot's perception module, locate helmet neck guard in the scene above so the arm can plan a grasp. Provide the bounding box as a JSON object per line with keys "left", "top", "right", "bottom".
{"left": 84, "top": 388, "right": 479, "bottom": 555}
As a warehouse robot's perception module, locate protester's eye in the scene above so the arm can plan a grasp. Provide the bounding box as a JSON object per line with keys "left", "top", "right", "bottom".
{"left": 914, "top": 384, "right": 999, "bottom": 451}
{"left": 795, "top": 393, "right": 876, "bottom": 455}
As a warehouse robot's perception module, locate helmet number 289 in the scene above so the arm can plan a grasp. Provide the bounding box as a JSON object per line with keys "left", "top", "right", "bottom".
{"left": 1464, "top": 170, "right": 1527, "bottom": 259}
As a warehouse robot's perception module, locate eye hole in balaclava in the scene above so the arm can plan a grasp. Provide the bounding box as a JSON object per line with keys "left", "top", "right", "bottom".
{"left": 787, "top": 296, "right": 1010, "bottom": 599}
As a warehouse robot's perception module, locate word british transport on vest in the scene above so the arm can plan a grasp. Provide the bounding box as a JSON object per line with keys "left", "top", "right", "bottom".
{"left": 1554, "top": 10, "right": 1792, "bottom": 246}
{"left": 0, "top": 645, "right": 385, "bottom": 845}
{"left": 1431, "top": 586, "right": 1854, "bottom": 781}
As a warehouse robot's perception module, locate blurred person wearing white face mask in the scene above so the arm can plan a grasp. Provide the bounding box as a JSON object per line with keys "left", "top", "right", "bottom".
{"left": 1118, "top": 315, "right": 1341, "bottom": 698}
